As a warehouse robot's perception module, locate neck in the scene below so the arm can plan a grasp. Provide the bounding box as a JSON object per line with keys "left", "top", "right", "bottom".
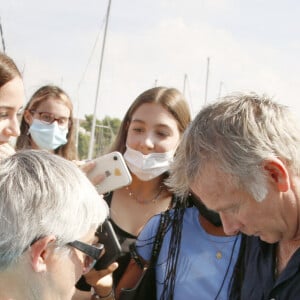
{"left": 130, "top": 174, "right": 165, "bottom": 193}
{"left": 286, "top": 174, "right": 300, "bottom": 239}
{"left": 0, "top": 275, "right": 29, "bottom": 300}
{"left": 276, "top": 239, "right": 300, "bottom": 276}
{"left": 199, "top": 214, "right": 227, "bottom": 236}
{"left": 124, "top": 175, "right": 170, "bottom": 205}
{"left": 0, "top": 269, "right": 53, "bottom": 300}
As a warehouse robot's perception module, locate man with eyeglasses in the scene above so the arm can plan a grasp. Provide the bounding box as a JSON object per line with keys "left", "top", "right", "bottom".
{"left": 0, "top": 150, "right": 110, "bottom": 299}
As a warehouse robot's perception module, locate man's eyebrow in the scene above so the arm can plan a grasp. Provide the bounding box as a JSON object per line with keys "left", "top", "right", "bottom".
{"left": 217, "top": 203, "right": 240, "bottom": 212}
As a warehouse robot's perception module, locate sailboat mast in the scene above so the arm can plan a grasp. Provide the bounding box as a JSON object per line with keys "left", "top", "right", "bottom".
{"left": 88, "top": 0, "right": 112, "bottom": 159}
{"left": 183, "top": 73, "right": 187, "bottom": 97}
{"left": 204, "top": 57, "right": 210, "bottom": 104}
{"left": 0, "top": 18, "right": 6, "bottom": 53}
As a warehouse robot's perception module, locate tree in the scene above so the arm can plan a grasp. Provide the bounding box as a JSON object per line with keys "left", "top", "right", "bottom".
{"left": 77, "top": 115, "right": 121, "bottom": 159}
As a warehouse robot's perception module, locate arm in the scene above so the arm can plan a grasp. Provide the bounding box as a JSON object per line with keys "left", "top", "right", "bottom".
{"left": 73, "top": 262, "right": 118, "bottom": 300}
{"left": 115, "top": 215, "right": 161, "bottom": 299}
{"left": 86, "top": 262, "right": 118, "bottom": 299}
{"left": 115, "top": 259, "right": 144, "bottom": 300}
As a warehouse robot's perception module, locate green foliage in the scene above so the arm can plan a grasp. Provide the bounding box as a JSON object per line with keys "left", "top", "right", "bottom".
{"left": 77, "top": 132, "right": 90, "bottom": 160}
{"left": 77, "top": 115, "right": 121, "bottom": 159}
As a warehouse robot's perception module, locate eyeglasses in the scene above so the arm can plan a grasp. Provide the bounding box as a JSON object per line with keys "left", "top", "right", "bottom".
{"left": 30, "top": 110, "right": 70, "bottom": 128}
{"left": 68, "top": 240, "right": 104, "bottom": 274}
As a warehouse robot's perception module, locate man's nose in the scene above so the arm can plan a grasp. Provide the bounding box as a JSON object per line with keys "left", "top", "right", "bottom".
{"left": 219, "top": 212, "right": 241, "bottom": 235}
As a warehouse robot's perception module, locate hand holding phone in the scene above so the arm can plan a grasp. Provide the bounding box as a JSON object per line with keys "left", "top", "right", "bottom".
{"left": 86, "top": 151, "right": 132, "bottom": 194}
{"left": 75, "top": 219, "right": 122, "bottom": 291}
{"left": 94, "top": 219, "right": 122, "bottom": 270}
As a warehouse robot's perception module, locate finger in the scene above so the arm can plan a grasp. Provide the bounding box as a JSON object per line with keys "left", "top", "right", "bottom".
{"left": 84, "top": 263, "right": 118, "bottom": 286}
{"left": 107, "top": 262, "right": 119, "bottom": 272}
{"left": 80, "top": 160, "right": 96, "bottom": 174}
{"left": 91, "top": 174, "right": 106, "bottom": 186}
{"left": 95, "top": 262, "right": 119, "bottom": 277}
{"left": 87, "top": 262, "right": 118, "bottom": 279}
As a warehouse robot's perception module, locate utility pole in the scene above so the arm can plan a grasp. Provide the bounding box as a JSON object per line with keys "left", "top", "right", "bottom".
{"left": 88, "top": 0, "right": 112, "bottom": 159}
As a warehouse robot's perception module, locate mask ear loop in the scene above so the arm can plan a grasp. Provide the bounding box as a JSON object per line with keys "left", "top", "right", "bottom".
{"left": 26, "top": 121, "right": 31, "bottom": 135}
{"left": 23, "top": 109, "right": 33, "bottom": 135}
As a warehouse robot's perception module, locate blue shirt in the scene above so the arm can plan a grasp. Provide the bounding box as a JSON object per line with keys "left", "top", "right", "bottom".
{"left": 137, "top": 206, "right": 241, "bottom": 300}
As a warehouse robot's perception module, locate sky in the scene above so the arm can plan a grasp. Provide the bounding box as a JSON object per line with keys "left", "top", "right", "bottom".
{"left": 1, "top": 0, "right": 300, "bottom": 121}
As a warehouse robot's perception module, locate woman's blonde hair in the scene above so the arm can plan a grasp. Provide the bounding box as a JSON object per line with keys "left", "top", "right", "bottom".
{"left": 16, "top": 85, "right": 77, "bottom": 160}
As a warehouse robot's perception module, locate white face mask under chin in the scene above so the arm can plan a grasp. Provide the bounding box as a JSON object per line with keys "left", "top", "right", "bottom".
{"left": 123, "top": 145, "right": 175, "bottom": 181}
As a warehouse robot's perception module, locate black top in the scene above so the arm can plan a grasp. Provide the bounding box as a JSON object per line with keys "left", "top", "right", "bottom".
{"left": 105, "top": 192, "right": 181, "bottom": 284}
{"left": 76, "top": 192, "right": 178, "bottom": 290}
{"left": 104, "top": 192, "right": 137, "bottom": 284}
{"left": 230, "top": 235, "right": 300, "bottom": 300}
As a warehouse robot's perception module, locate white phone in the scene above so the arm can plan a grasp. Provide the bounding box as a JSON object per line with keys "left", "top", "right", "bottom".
{"left": 87, "top": 151, "right": 132, "bottom": 194}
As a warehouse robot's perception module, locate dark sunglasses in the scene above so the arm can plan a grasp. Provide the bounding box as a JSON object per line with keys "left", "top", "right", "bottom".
{"left": 68, "top": 240, "right": 104, "bottom": 274}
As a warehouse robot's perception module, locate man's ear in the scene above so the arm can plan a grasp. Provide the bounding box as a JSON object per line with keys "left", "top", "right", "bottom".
{"left": 263, "top": 159, "right": 290, "bottom": 192}
{"left": 23, "top": 110, "right": 33, "bottom": 125}
{"left": 30, "top": 235, "right": 56, "bottom": 273}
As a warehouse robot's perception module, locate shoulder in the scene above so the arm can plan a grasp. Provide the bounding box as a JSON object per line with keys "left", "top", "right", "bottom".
{"left": 137, "top": 210, "right": 175, "bottom": 246}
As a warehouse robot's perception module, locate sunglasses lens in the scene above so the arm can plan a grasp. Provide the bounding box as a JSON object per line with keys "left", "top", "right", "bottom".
{"left": 83, "top": 256, "right": 96, "bottom": 274}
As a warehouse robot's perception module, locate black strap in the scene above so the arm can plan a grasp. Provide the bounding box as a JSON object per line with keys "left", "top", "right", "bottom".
{"left": 130, "top": 211, "right": 169, "bottom": 269}
{"left": 149, "top": 211, "right": 169, "bottom": 266}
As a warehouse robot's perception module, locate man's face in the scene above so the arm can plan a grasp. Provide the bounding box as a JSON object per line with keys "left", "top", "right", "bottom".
{"left": 190, "top": 161, "right": 292, "bottom": 243}
{"left": 47, "top": 229, "right": 97, "bottom": 299}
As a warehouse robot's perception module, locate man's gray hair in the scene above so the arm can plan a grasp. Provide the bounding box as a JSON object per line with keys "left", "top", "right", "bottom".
{"left": 168, "top": 92, "right": 300, "bottom": 201}
{"left": 0, "top": 150, "right": 108, "bottom": 270}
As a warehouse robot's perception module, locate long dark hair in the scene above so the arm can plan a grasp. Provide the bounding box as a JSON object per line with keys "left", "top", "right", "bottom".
{"left": 137, "top": 193, "right": 227, "bottom": 300}
{"left": 159, "top": 205, "right": 185, "bottom": 300}
{"left": 110, "top": 86, "right": 191, "bottom": 154}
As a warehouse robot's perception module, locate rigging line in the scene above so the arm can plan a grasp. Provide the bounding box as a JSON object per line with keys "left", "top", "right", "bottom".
{"left": 88, "top": 0, "right": 112, "bottom": 159}
{"left": 186, "top": 75, "right": 194, "bottom": 113}
{"left": 77, "top": 16, "right": 107, "bottom": 89}
{"left": 75, "top": 14, "right": 107, "bottom": 149}
{"left": 0, "top": 17, "right": 6, "bottom": 53}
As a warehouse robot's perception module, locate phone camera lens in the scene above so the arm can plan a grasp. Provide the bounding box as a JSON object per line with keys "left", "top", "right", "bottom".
{"left": 113, "top": 156, "right": 118, "bottom": 160}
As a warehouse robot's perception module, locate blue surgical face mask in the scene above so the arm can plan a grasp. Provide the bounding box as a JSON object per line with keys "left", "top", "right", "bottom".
{"left": 28, "top": 119, "right": 68, "bottom": 150}
{"left": 124, "top": 145, "right": 175, "bottom": 181}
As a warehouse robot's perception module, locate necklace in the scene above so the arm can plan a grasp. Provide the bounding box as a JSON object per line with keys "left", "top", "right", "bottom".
{"left": 126, "top": 185, "right": 164, "bottom": 205}
{"left": 200, "top": 215, "right": 231, "bottom": 260}
{"left": 206, "top": 235, "right": 234, "bottom": 260}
